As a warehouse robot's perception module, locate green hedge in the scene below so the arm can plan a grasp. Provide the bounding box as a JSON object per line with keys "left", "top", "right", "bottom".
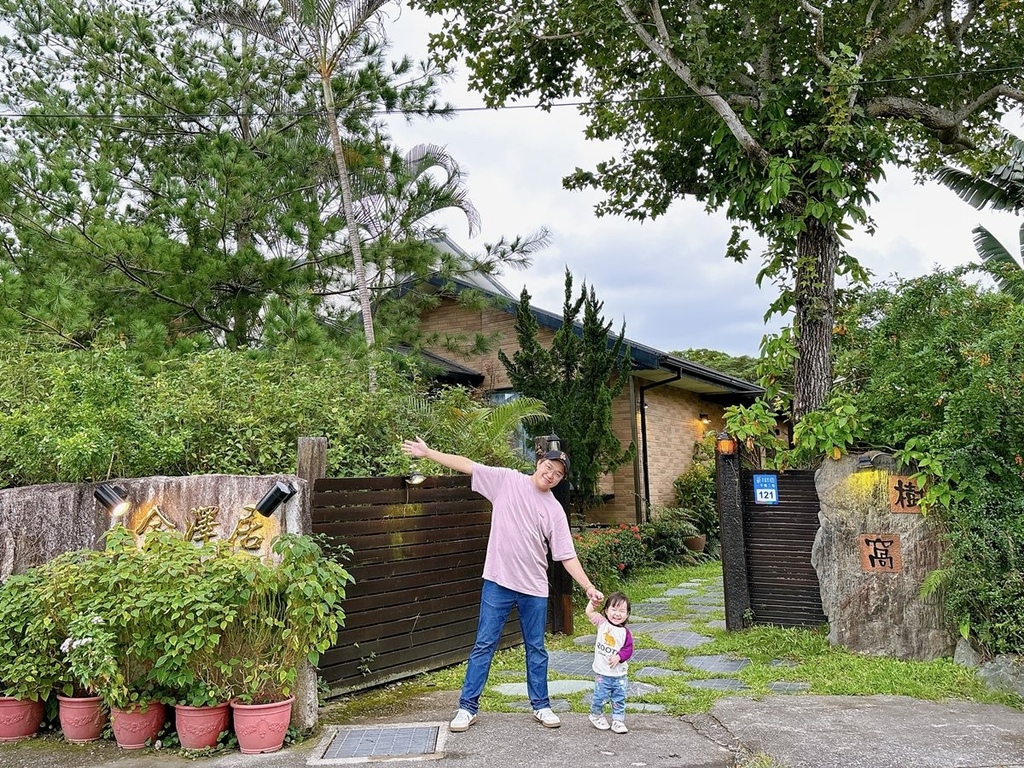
{"left": 0, "top": 345, "right": 530, "bottom": 486}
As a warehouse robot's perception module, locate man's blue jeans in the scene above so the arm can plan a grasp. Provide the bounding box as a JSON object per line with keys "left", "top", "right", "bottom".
{"left": 459, "top": 580, "right": 550, "bottom": 715}
{"left": 591, "top": 674, "right": 628, "bottom": 720}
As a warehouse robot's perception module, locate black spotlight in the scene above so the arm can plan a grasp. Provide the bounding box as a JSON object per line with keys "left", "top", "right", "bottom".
{"left": 94, "top": 484, "right": 130, "bottom": 517}
{"left": 255, "top": 480, "right": 297, "bottom": 518}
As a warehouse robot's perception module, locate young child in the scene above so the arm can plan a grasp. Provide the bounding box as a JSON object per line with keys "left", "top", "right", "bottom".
{"left": 585, "top": 591, "right": 633, "bottom": 734}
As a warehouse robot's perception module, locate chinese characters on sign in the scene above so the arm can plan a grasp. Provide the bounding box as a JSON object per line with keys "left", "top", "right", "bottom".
{"left": 128, "top": 502, "right": 273, "bottom": 554}
{"left": 859, "top": 533, "right": 903, "bottom": 573}
{"left": 889, "top": 476, "right": 922, "bottom": 513}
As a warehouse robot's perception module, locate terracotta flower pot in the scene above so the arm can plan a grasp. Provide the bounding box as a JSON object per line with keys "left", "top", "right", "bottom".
{"left": 174, "top": 702, "right": 230, "bottom": 750}
{"left": 110, "top": 701, "right": 166, "bottom": 749}
{"left": 0, "top": 697, "right": 44, "bottom": 742}
{"left": 683, "top": 534, "right": 707, "bottom": 553}
{"left": 57, "top": 694, "right": 107, "bottom": 743}
{"left": 230, "top": 697, "right": 294, "bottom": 754}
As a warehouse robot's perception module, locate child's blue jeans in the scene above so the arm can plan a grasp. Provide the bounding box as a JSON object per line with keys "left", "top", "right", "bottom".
{"left": 591, "top": 674, "right": 628, "bottom": 720}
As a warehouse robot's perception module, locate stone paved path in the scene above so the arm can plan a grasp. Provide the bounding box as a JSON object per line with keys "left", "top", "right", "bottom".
{"left": 493, "top": 571, "right": 811, "bottom": 713}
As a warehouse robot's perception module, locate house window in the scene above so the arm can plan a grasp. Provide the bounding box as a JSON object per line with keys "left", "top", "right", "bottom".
{"left": 487, "top": 390, "right": 535, "bottom": 463}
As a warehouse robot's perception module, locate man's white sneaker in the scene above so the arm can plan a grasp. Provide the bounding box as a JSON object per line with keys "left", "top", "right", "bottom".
{"left": 533, "top": 707, "right": 561, "bottom": 728}
{"left": 449, "top": 709, "right": 477, "bottom": 732}
{"left": 610, "top": 720, "right": 628, "bottom": 734}
{"left": 588, "top": 714, "right": 610, "bottom": 730}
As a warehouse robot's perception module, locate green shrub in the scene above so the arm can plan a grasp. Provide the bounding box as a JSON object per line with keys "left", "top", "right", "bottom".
{"left": 942, "top": 492, "right": 1024, "bottom": 657}
{"left": 640, "top": 508, "right": 701, "bottom": 565}
{"left": 673, "top": 452, "right": 719, "bottom": 542}
{"left": 573, "top": 524, "right": 651, "bottom": 594}
{"left": 0, "top": 567, "right": 65, "bottom": 701}
{"left": 32, "top": 526, "right": 354, "bottom": 709}
{"left": 0, "top": 344, "right": 538, "bottom": 485}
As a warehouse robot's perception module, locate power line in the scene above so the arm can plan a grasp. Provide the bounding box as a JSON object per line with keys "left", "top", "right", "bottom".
{"left": 0, "top": 64, "right": 1020, "bottom": 121}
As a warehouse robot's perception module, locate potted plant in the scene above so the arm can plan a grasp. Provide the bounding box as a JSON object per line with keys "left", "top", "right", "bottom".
{"left": 158, "top": 538, "right": 245, "bottom": 751}
{"left": 642, "top": 507, "right": 704, "bottom": 559}
{"left": 225, "top": 533, "right": 353, "bottom": 754}
{"left": 22, "top": 546, "right": 112, "bottom": 743}
{"left": 56, "top": 527, "right": 172, "bottom": 749}
{"left": 0, "top": 568, "right": 63, "bottom": 742}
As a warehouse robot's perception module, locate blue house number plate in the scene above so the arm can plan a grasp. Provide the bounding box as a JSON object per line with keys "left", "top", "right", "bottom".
{"left": 752, "top": 473, "right": 779, "bottom": 505}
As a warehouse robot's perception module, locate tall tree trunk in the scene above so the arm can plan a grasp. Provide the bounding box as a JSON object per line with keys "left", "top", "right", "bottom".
{"left": 321, "top": 77, "right": 377, "bottom": 391}
{"left": 792, "top": 217, "right": 839, "bottom": 421}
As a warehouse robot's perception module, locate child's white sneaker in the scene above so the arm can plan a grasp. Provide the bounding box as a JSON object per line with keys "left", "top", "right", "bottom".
{"left": 610, "top": 719, "right": 628, "bottom": 734}
{"left": 589, "top": 714, "right": 610, "bottom": 730}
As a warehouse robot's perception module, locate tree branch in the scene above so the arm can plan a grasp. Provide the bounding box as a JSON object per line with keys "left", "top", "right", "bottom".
{"left": 860, "top": 0, "right": 942, "bottom": 66}
{"left": 866, "top": 85, "right": 1024, "bottom": 149}
{"left": 615, "top": 0, "right": 771, "bottom": 169}
{"left": 799, "top": 0, "right": 834, "bottom": 68}
{"left": 8, "top": 307, "right": 88, "bottom": 350}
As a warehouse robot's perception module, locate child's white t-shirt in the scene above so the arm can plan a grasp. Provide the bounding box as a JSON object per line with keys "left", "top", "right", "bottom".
{"left": 592, "top": 619, "right": 631, "bottom": 677}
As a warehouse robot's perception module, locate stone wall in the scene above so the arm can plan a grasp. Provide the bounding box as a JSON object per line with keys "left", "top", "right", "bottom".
{"left": 812, "top": 455, "right": 955, "bottom": 661}
{"left": 0, "top": 474, "right": 307, "bottom": 579}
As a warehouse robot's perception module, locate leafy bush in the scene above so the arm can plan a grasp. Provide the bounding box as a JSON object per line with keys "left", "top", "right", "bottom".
{"left": 0, "top": 344, "right": 539, "bottom": 485}
{"left": 0, "top": 567, "right": 65, "bottom": 701}
{"left": 673, "top": 441, "right": 719, "bottom": 543}
{"left": 941, "top": 492, "right": 1024, "bottom": 657}
{"left": 573, "top": 524, "right": 651, "bottom": 594}
{"left": 640, "top": 508, "right": 701, "bottom": 565}
{"left": 21, "top": 526, "right": 354, "bottom": 709}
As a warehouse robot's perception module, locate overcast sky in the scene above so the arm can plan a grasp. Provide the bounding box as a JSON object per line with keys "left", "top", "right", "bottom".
{"left": 383, "top": 5, "right": 1022, "bottom": 358}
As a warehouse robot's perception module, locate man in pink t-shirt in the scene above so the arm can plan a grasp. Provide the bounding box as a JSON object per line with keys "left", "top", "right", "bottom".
{"left": 401, "top": 437, "right": 604, "bottom": 733}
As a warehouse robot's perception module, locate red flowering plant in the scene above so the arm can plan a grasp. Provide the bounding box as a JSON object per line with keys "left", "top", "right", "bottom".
{"left": 572, "top": 523, "right": 651, "bottom": 595}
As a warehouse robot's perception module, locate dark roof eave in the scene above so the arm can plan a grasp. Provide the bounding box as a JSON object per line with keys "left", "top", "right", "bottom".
{"left": 429, "top": 275, "right": 765, "bottom": 398}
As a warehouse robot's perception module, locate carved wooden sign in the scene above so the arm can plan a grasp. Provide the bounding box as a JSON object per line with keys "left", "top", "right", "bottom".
{"left": 859, "top": 533, "right": 903, "bottom": 573}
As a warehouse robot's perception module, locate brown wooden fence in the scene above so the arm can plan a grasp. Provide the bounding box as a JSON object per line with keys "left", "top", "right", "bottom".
{"left": 311, "top": 475, "right": 521, "bottom": 695}
{"left": 740, "top": 469, "right": 827, "bottom": 628}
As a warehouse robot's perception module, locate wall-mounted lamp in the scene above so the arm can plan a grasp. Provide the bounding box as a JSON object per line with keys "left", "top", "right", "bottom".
{"left": 545, "top": 433, "right": 561, "bottom": 453}
{"left": 94, "top": 484, "right": 130, "bottom": 517}
{"left": 255, "top": 480, "right": 297, "bottom": 518}
{"left": 855, "top": 450, "right": 896, "bottom": 472}
{"left": 699, "top": 413, "right": 710, "bottom": 425}
{"left": 715, "top": 431, "right": 737, "bottom": 457}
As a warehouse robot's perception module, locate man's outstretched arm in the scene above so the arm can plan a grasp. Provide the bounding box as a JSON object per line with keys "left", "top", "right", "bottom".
{"left": 401, "top": 437, "right": 475, "bottom": 475}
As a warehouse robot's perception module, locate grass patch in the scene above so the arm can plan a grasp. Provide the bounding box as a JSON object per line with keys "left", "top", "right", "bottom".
{"left": 326, "top": 562, "right": 1024, "bottom": 721}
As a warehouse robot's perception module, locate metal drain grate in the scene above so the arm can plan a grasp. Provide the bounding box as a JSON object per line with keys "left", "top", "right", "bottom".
{"left": 316, "top": 724, "right": 442, "bottom": 763}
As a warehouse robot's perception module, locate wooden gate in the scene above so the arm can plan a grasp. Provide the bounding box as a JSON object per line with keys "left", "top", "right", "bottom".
{"left": 740, "top": 469, "right": 827, "bottom": 627}
{"left": 312, "top": 475, "right": 520, "bottom": 695}
{"left": 717, "top": 455, "right": 827, "bottom": 629}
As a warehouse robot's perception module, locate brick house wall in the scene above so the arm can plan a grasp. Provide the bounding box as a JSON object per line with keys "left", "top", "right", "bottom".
{"left": 637, "top": 385, "right": 718, "bottom": 513}
{"left": 418, "top": 297, "right": 727, "bottom": 526}
{"left": 418, "top": 297, "right": 521, "bottom": 391}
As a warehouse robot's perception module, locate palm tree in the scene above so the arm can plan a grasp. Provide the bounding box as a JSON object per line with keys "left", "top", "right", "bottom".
{"left": 936, "top": 133, "right": 1024, "bottom": 301}
{"left": 200, "top": 0, "right": 393, "bottom": 387}
{"left": 351, "top": 142, "right": 482, "bottom": 295}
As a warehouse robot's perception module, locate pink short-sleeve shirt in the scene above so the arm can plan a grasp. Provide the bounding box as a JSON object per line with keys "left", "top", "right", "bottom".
{"left": 471, "top": 463, "right": 576, "bottom": 597}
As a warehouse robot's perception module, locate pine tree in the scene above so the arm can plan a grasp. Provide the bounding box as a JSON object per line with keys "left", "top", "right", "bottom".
{"left": 499, "top": 270, "right": 635, "bottom": 518}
